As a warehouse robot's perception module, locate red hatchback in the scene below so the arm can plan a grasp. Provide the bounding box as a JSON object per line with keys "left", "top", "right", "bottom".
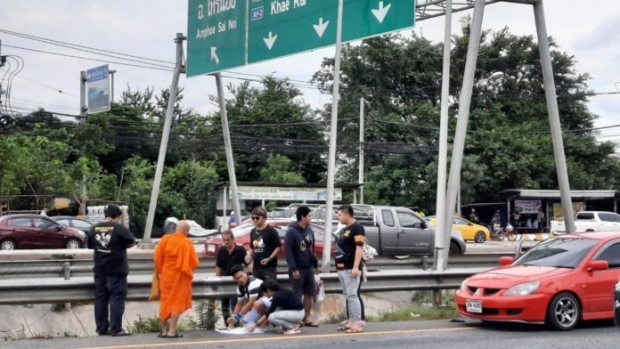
{"left": 203, "top": 219, "right": 333, "bottom": 258}
{"left": 0, "top": 214, "right": 87, "bottom": 250}
{"left": 455, "top": 232, "right": 620, "bottom": 330}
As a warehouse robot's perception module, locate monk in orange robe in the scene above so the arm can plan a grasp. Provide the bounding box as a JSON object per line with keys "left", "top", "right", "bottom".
{"left": 154, "top": 220, "right": 199, "bottom": 338}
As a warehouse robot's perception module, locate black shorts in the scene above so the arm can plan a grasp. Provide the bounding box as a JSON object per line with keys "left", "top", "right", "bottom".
{"left": 290, "top": 268, "right": 315, "bottom": 296}
{"left": 252, "top": 268, "right": 277, "bottom": 283}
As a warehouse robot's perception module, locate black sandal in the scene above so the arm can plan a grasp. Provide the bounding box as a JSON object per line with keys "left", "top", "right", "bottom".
{"left": 164, "top": 333, "right": 183, "bottom": 338}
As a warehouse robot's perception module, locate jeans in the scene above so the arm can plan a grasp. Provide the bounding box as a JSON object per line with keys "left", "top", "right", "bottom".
{"left": 268, "top": 309, "right": 305, "bottom": 330}
{"left": 94, "top": 272, "right": 128, "bottom": 334}
{"left": 337, "top": 269, "right": 362, "bottom": 323}
{"left": 346, "top": 272, "right": 365, "bottom": 320}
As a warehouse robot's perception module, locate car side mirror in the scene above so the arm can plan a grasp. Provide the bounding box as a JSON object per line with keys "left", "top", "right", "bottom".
{"left": 56, "top": 225, "right": 63, "bottom": 231}
{"left": 587, "top": 260, "right": 608, "bottom": 272}
{"left": 468, "top": 222, "right": 474, "bottom": 226}
{"left": 499, "top": 256, "right": 514, "bottom": 266}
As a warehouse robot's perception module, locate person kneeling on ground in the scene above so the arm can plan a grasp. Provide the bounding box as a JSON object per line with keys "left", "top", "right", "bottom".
{"left": 227, "top": 265, "right": 271, "bottom": 329}
{"left": 245, "top": 280, "right": 305, "bottom": 335}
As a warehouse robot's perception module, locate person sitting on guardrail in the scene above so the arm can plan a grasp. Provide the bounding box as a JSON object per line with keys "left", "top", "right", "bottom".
{"left": 86, "top": 204, "right": 136, "bottom": 337}
{"left": 247, "top": 207, "right": 281, "bottom": 283}
{"left": 227, "top": 264, "right": 271, "bottom": 331}
{"left": 245, "top": 280, "right": 305, "bottom": 335}
{"left": 215, "top": 229, "right": 250, "bottom": 325}
{"left": 154, "top": 220, "right": 200, "bottom": 338}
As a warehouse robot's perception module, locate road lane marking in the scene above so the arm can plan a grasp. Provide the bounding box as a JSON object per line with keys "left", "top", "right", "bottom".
{"left": 76, "top": 326, "right": 478, "bottom": 349}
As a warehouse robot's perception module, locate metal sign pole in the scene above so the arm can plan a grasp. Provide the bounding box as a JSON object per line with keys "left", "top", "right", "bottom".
{"left": 215, "top": 72, "right": 242, "bottom": 224}
{"left": 321, "top": 0, "right": 345, "bottom": 273}
{"left": 143, "top": 33, "right": 186, "bottom": 243}
{"left": 434, "top": 0, "right": 452, "bottom": 272}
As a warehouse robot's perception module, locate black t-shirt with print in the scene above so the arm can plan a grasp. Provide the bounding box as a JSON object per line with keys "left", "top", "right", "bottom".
{"left": 216, "top": 245, "right": 248, "bottom": 276}
{"left": 250, "top": 225, "right": 281, "bottom": 270}
{"left": 336, "top": 221, "right": 366, "bottom": 270}
{"left": 86, "top": 221, "right": 135, "bottom": 274}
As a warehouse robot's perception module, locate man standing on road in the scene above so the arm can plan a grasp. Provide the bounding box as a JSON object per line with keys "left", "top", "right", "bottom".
{"left": 285, "top": 205, "right": 320, "bottom": 327}
{"left": 335, "top": 204, "right": 365, "bottom": 334}
{"left": 154, "top": 221, "right": 200, "bottom": 338}
{"left": 214, "top": 229, "right": 250, "bottom": 325}
{"left": 86, "top": 204, "right": 136, "bottom": 337}
{"left": 247, "top": 207, "right": 281, "bottom": 283}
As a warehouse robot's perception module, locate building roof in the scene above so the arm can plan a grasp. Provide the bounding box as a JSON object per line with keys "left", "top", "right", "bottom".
{"left": 499, "top": 189, "right": 620, "bottom": 199}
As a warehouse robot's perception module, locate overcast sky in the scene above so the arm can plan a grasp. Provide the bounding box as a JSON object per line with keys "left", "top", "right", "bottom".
{"left": 1, "top": 0, "right": 619, "bottom": 141}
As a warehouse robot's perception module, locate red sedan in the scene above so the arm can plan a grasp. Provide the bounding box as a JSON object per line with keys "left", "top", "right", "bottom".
{"left": 0, "top": 214, "right": 87, "bottom": 250}
{"left": 455, "top": 232, "right": 620, "bottom": 330}
{"left": 203, "top": 219, "right": 333, "bottom": 258}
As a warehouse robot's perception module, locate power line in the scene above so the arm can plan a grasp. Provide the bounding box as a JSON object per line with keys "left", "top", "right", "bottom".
{"left": 0, "top": 28, "right": 176, "bottom": 65}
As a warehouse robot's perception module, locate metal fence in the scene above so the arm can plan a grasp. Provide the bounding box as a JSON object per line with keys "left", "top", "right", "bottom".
{"left": 0, "top": 253, "right": 509, "bottom": 279}
{"left": 0, "top": 268, "right": 488, "bottom": 305}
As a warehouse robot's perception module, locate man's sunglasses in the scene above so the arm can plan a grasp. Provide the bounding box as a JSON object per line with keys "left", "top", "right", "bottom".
{"left": 252, "top": 216, "right": 263, "bottom": 221}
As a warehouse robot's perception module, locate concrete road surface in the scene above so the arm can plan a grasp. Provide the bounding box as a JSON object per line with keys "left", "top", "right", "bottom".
{"left": 7, "top": 318, "right": 617, "bottom": 349}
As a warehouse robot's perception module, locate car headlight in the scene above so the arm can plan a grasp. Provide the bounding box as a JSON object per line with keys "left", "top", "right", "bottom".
{"left": 504, "top": 281, "right": 540, "bottom": 296}
{"left": 459, "top": 279, "right": 468, "bottom": 293}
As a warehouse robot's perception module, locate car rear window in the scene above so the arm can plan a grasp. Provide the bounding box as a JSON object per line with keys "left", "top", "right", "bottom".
{"left": 8, "top": 218, "right": 31, "bottom": 227}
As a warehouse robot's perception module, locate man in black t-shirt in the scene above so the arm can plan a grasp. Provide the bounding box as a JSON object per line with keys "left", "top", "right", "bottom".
{"left": 215, "top": 229, "right": 249, "bottom": 324}
{"left": 335, "top": 204, "right": 365, "bottom": 333}
{"left": 248, "top": 207, "right": 281, "bottom": 283}
{"left": 86, "top": 204, "right": 136, "bottom": 336}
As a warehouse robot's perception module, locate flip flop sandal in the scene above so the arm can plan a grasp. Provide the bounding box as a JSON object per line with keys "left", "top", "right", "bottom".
{"left": 157, "top": 333, "right": 167, "bottom": 338}
{"left": 337, "top": 325, "right": 350, "bottom": 331}
{"left": 165, "top": 333, "right": 184, "bottom": 338}
{"left": 303, "top": 321, "right": 319, "bottom": 327}
{"left": 344, "top": 327, "right": 363, "bottom": 334}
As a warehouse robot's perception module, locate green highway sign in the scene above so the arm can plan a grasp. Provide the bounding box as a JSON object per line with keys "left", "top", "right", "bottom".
{"left": 187, "top": 0, "right": 247, "bottom": 77}
{"left": 187, "top": 0, "right": 416, "bottom": 77}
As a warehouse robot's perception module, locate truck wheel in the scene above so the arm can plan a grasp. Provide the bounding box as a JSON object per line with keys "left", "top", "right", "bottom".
{"left": 474, "top": 231, "right": 486, "bottom": 243}
{"left": 449, "top": 241, "right": 460, "bottom": 255}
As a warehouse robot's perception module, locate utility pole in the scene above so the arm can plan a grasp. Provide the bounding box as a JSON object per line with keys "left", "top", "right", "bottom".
{"left": 358, "top": 97, "right": 365, "bottom": 204}
{"left": 79, "top": 71, "right": 88, "bottom": 216}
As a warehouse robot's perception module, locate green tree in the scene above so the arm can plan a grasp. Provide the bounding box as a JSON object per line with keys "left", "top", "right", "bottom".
{"left": 312, "top": 25, "right": 620, "bottom": 212}
{"left": 259, "top": 154, "right": 305, "bottom": 184}
{"left": 208, "top": 77, "right": 326, "bottom": 183}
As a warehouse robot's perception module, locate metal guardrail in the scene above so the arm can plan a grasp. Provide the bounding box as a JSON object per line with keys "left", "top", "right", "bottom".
{"left": 0, "top": 253, "right": 510, "bottom": 279}
{"left": 0, "top": 268, "right": 489, "bottom": 305}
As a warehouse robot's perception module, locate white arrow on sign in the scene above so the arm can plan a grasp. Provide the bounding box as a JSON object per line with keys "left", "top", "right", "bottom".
{"left": 263, "top": 32, "right": 278, "bottom": 50}
{"left": 211, "top": 47, "right": 219, "bottom": 64}
{"left": 313, "top": 18, "right": 329, "bottom": 38}
{"left": 372, "top": 1, "right": 392, "bottom": 24}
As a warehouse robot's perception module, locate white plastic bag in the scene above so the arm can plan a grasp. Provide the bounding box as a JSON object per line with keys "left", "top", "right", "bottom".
{"left": 314, "top": 274, "right": 325, "bottom": 303}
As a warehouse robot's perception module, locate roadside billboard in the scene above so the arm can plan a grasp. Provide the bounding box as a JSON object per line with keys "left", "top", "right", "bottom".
{"left": 86, "top": 65, "right": 110, "bottom": 114}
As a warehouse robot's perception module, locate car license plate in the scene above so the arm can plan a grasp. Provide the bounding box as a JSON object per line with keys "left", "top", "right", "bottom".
{"left": 466, "top": 301, "right": 482, "bottom": 313}
{"left": 207, "top": 244, "right": 216, "bottom": 252}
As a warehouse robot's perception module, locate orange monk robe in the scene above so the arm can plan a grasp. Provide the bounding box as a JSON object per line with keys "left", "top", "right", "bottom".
{"left": 154, "top": 232, "right": 200, "bottom": 321}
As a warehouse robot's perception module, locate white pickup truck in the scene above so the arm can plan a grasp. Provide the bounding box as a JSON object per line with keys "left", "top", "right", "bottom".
{"left": 550, "top": 211, "right": 620, "bottom": 234}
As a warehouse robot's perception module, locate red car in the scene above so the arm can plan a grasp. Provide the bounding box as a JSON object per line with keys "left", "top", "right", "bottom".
{"left": 203, "top": 219, "right": 333, "bottom": 258}
{"left": 0, "top": 214, "right": 87, "bottom": 250}
{"left": 455, "top": 232, "right": 620, "bottom": 330}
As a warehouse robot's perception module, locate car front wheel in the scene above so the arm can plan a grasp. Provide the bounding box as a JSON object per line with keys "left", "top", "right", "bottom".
{"left": 546, "top": 292, "right": 580, "bottom": 331}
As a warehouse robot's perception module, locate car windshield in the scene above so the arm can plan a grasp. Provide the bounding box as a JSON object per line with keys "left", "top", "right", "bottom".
{"left": 514, "top": 237, "right": 598, "bottom": 268}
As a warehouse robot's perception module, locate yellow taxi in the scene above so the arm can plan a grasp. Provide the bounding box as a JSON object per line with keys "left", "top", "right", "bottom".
{"left": 425, "top": 216, "right": 490, "bottom": 243}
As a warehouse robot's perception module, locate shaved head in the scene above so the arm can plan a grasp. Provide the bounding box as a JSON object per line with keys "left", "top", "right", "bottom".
{"left": 177, "top": 220, "right": 191, "bottom": 235}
